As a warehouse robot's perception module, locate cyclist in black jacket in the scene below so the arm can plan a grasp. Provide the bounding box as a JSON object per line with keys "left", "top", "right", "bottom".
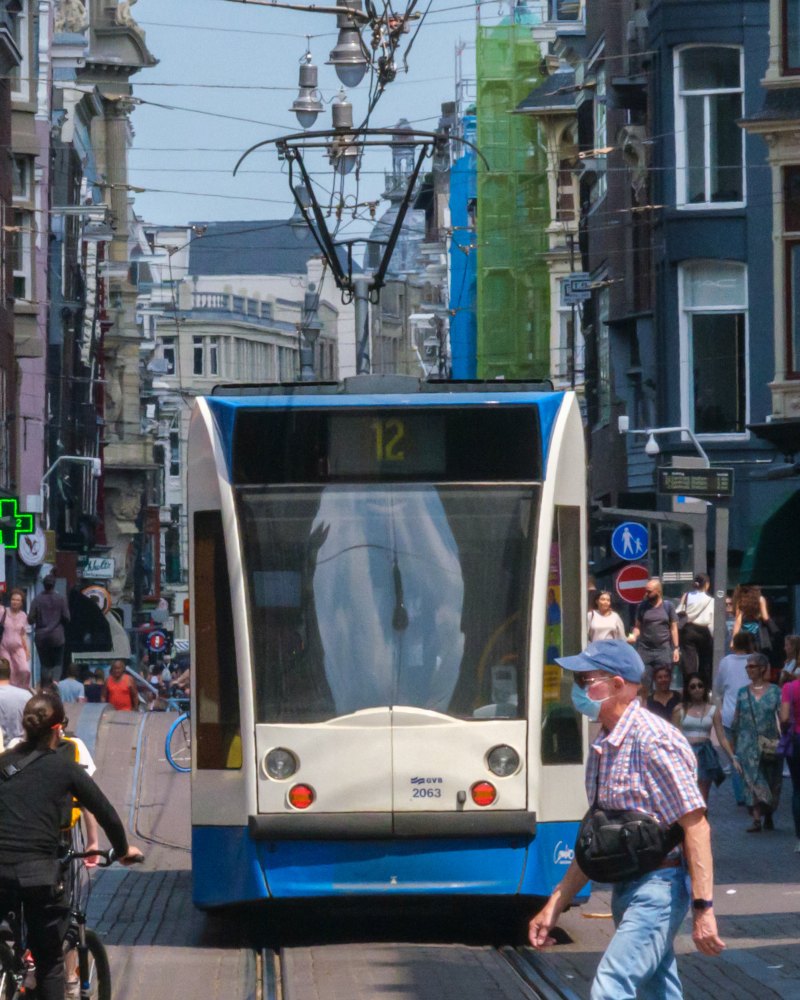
{"left": 0, "top": 692, "right": 142, "bottom": 1000}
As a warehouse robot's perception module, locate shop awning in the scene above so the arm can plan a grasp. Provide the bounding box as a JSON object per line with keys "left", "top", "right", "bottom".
{"left": 740, "top": 488, "right": 800, "bottom": 584}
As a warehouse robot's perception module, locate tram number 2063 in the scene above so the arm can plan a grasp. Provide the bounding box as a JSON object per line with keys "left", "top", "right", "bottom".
{"left": 412, "top": 787, "right": 442, "bottom": 798}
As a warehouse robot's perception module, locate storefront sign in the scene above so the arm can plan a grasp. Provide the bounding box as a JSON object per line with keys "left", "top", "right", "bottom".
{"left": 79, "top": 556, "right": 115, "bottom": 580}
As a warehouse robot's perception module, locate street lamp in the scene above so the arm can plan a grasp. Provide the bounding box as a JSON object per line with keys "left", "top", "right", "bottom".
{"left": 328, "top": 90, "right": 360, "bottom": 175}
{"left": 39, "top": 456, "right": 102, "bottom": 528}
{"left": 327, "top": 0, "right": 368, "bottom": 87}
{"left": 617, "top": 418, "right": 710, "bottom": 467}
{"left": 290, "top": 50, "right": 324, "bottom": 129}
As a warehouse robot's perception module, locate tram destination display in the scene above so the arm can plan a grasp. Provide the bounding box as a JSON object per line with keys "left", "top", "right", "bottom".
{"left": 233, "top": 406, "right": 542, "bottom": 483}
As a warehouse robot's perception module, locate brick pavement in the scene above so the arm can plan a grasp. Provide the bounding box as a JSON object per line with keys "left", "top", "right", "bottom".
{"left": 79, "top": 709, "right": 254, "bottom": 1000}
{"left": 540, "top": 773, "right": 800, "bottom": 999}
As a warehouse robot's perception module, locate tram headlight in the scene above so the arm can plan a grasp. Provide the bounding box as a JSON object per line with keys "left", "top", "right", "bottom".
{"left": 264, "top": 748, "right": 299, "bottom": 780}
{"left": 486, "top": 744, "right": 520, "bottom": 777}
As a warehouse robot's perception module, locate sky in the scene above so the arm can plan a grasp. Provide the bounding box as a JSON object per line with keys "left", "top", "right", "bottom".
{"left": 127, "top": 0, "right": 504, "bottom": 232}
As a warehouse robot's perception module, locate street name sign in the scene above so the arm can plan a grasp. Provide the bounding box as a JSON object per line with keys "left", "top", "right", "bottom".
{"left": 561, "top": 272, "right": 592, "bottom": 306}
{"left": 658, "top": 467, "right": 734, "bottom": 498}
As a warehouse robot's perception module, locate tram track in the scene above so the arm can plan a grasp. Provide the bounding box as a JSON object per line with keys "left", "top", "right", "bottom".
{"left": 257, "top": 944, "right": 583, "bottom": 1000}
{"left": 128, "top": 712, "right": 191, "bottom": 852}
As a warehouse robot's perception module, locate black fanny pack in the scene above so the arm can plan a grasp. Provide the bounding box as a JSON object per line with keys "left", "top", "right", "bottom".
{"left": 575, "top": 765, "right": 685, "bottom": 883}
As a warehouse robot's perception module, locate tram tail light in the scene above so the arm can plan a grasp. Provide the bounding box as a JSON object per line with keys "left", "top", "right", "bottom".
{"left": 288, "top": 784, "right": 315, "bottom": 809}
{"left": 470, "top": 781, "right": 497, "bottom": 807}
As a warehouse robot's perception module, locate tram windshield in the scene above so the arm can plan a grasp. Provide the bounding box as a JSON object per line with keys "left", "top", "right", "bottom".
{"left": 237, "top": 484, "right": 540, "bottom": 723}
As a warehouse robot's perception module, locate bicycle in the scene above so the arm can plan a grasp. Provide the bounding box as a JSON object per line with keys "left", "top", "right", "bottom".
{"left": 165, "top": 709, "right": 191, "bottom": 773}
{"left": 0, "top": 848, "right": 141, "bottom": 999}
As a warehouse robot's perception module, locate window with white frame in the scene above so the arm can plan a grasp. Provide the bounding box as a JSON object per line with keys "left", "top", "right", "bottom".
{"left": 10, "top": 1, "right": 28, "bottom": 102}
{"left": 591, "top": 67, "right": 608, "bottom": 205}
{"left": 169, "top": 430, "right": 180, "bottom": 478}
{"left": 675, "top": 47, "right": 744, "bottom": 207}
{"left": 161, "top": 337, "right": 176, "bottom": 375}
{"left": 208, "top": 336, "right": 219, "bottom": 376}
{"left": 193, "top": 336, "right": 203, "bottom": 375}
{"left": 783, "top": 166, "right": 800, "bottom": 376}
{"left": 11, "top": 209, "right": 32, "bottom": 301}
{"left": 783, "top": 0, "right": 800, "bottom": 73}
{"left": 11, "top": 156, "right": 32, "bottom": 203}
{"left": 680, "top": 261, "right": 747, "bottom": 434}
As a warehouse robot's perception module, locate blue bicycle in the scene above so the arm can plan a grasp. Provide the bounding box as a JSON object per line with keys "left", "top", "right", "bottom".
{"left": 165, "top": 711, "right": 191, "bottom": 773}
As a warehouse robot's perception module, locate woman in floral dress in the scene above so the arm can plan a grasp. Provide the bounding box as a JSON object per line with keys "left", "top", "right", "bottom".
{"left": 0, "top": 589, "right": 31, "bottom": 689}
{"left": 731, "top": 652, "right": 782, "bottom": 832}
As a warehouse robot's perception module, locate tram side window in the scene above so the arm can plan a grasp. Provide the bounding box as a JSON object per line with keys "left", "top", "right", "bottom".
{"left": 541, "top": 505, "right": 583, "bottom": 765}
{"left": 194, "top": 510, "right": 243, "bottom": 769}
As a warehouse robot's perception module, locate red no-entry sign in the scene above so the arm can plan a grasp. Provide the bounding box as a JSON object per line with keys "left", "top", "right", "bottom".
{"left": 615, "top": 564, "right": 650, "bottom": 604}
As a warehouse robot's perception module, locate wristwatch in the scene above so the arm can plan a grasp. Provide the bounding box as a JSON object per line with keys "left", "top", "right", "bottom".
{"left": 692, "top": 899, "right": 714, "bottom": 912}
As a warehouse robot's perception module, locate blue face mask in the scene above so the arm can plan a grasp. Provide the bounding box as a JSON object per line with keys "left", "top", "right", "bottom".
{"left": 571, "top": 681, "right": 611, "bottom": 721}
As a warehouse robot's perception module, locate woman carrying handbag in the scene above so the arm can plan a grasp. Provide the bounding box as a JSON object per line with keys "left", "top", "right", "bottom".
{"left": 731, "top": 652, "right": 782, "bottom": 832}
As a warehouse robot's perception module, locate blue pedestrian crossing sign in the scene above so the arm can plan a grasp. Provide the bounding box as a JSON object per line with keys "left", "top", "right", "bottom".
{"left": 611, "top": 521, "right": 649, "bottom": 561}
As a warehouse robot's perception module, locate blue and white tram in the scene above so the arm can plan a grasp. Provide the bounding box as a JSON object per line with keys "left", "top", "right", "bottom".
{"left": 186, "top": 375, "right": 589, "bottom": 909}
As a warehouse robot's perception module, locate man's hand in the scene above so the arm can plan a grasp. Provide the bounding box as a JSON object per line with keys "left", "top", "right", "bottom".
{"left": 692, "top": 909, "right": 725, "bottom": 955}
{"left": 528, "top": 901, "right": 560, "bottom": 949}
{"left": 119, "top": 846, "right": 144, "bottom": 866}
{"left": 672, "top": 647, "right": 681, "bottom": 663}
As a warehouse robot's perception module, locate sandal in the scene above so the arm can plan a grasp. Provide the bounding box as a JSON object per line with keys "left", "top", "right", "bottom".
{"left": 746, "top": 821, "right": 762, "bottom": 833}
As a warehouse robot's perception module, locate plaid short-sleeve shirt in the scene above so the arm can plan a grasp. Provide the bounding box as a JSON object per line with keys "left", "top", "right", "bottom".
{"left": 585, "top": 699, "right": 705, "bottom": 827}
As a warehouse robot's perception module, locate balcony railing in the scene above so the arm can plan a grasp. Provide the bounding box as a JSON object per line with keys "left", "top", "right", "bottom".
{"left": 186, "top": 292, "right": 291, "bottom": 332}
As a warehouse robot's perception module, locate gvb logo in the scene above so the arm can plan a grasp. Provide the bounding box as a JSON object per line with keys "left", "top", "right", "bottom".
{"left": 553, "top": 841, "right": 574, "bottom": 865}
{"left": 410, "top": 776, "right": 443, "bottom": 785}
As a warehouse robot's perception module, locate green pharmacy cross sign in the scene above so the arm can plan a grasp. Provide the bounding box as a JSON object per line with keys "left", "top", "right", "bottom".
{"left": 0, "top": 499, "right": 34, "bottom": 549}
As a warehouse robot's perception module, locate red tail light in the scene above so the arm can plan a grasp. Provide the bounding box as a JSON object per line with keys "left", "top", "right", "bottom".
{"left": 471, "top": 781, "right": 497, "bottom": 807}
{"left": 288, "top": 784, "right": 315, "bottom": 809}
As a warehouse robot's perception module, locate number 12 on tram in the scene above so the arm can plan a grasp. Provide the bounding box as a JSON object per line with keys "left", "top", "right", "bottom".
{"left": 187, "top": 377, "right": 589, "bottom": 909}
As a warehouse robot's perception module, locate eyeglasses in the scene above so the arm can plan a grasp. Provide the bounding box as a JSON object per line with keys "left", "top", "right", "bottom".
{"left": 574, "top": 673, "right": 608, "bottom": 689}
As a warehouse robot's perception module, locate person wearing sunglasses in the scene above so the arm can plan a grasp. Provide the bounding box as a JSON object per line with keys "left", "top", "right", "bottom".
{"left": 629, "top": 578, "right": 680, "bottom": 692}
{"left": 673, "top": 672, "right": 735, "bottom": 804}
{"left": 528, "top": 640, "right": 725, "bottom": 998}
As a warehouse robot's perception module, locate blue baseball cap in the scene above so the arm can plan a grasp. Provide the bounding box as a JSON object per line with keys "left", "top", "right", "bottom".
{"left": 555, "top": 640, "right": 645, "bottom": 684}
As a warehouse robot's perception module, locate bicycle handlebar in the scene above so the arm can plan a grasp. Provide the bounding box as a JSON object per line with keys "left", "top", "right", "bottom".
{"left": 65, "top": 849, "right": 145, "bottom": 868}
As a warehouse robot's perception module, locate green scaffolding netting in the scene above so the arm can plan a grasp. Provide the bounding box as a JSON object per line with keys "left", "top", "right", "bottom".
{"left": 476, "top": 25, "right": 550, "bottom": 380}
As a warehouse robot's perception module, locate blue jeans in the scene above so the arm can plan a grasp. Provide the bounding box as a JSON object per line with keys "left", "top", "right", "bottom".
{"left": 590, "top": 865, "right": 690, "bottom": 1000}
{"left": 724, "top": 725, "right": 745, "bottom": 804}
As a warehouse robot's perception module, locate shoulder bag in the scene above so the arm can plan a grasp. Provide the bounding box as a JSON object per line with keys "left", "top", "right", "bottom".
{"left": 574, "top": 767, "right": 684, "bottom": 883}
{"left": 750, "top": 691, "right": 780, "bottom": 762}
{"left": 0, "top": 607, "right": 5, "bottom": 644}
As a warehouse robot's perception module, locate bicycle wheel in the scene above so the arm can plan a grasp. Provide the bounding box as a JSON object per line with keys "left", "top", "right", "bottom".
{"left": 64, "top": 928, "right": 111, "bottom": 1000}
{"left": 0, "top": 943, "right": 17, "bottom": 999}
{"left": 165, "top": 713, "right": 191, "bottom": 773}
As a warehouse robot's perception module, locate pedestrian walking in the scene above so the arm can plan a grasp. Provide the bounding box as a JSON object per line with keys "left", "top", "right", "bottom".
{"left": 0, "top": 589, "right": 31, "bottom": 690}
{"left": 673, "top": 672, "right": 734, "bottom": 804}
{"left": 779, "top": 634, "right": 800, "bottom": 685}
{"left": 0, "top": 658, "right": 30, "bottom": 743}
{"left": 731, "top": 584, "right": 777, "bottom": 655}
{"left": 528, "top": 640, "right": 724, "bottom": 999}
{"left": 57, "top": 663, "right": 86, "bottom": 704}
{"left": 587, "top": 591, "right": 626, "bottom": 642}
{"left": 713, "top": 631, "right": 755, "bottom": 806}
{"left": 628, "top": 577, "right": 680, "bottom": 690}
{"left": 645, "top": 664, "right": 681, "bottom": 722}
{"left": 779, "top": 674, "right": 800, "bottom": 852}
{"left": 102, "top": 659, "right": 139, "bottom": 711}
{"left": 27, "top": 575, "right": 70, "bottom": 682}
{"left": 731, "top": 652, "right": 782, "bottom": 832}
{"left": 83, "top": 668, "right": 105, "bottom": 704}
{"left": 677, "top": 574, "right": 714, "bottom": 687}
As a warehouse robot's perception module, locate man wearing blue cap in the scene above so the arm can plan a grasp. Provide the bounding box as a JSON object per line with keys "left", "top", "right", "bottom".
{"left": 528, "top": 640, "right": 724, "bottom": 999}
